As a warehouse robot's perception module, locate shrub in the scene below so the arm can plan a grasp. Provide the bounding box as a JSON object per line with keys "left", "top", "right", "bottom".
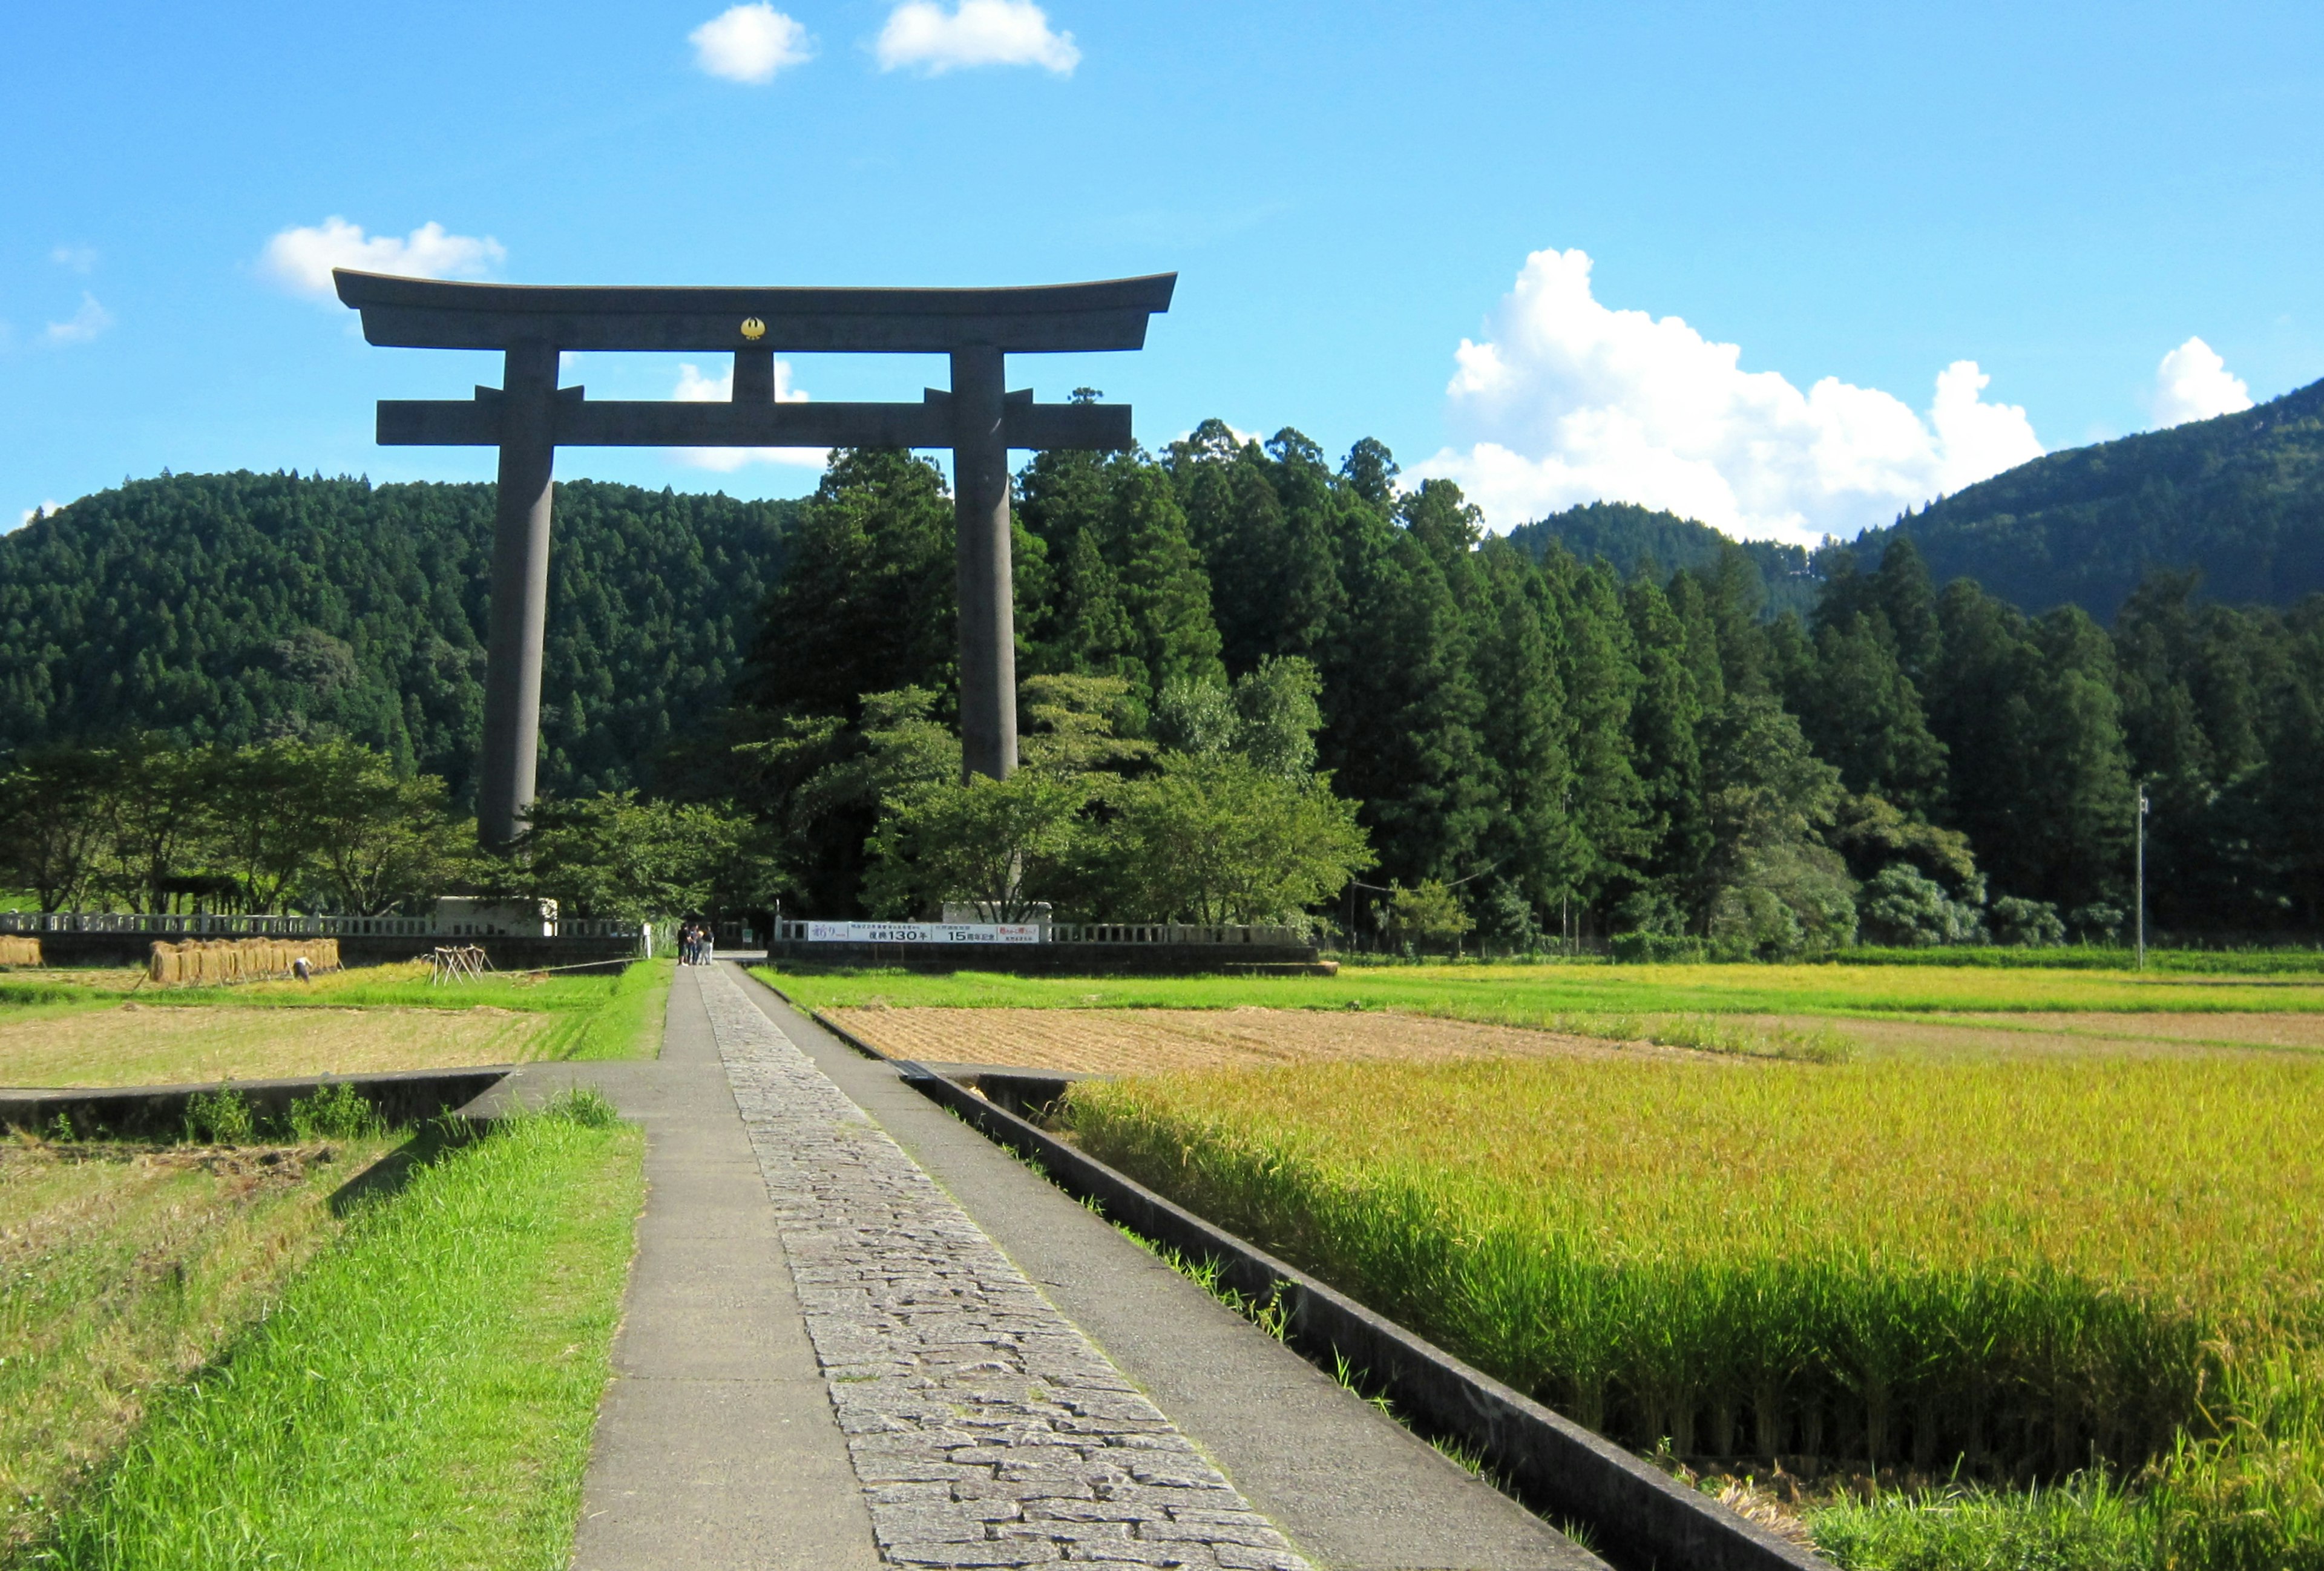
{"left": 287, "top": 1082, "right": 382, "bottom": 1141}
{"left": 1859, "top": 864, "right": 1986, "bottom": 947}
{"left": 184, "top": 1087, "right": 256, "bottom": 1146}
{"left": 1991, "top": 894, "right": 2068, "bottom": 948}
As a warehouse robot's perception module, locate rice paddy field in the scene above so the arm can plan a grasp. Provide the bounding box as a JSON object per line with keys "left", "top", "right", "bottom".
{"left": 1063, "top": 1054, "right": 2324, "bottom": 1569}
{"left": 0, "top": 962, "right": 664, "bottom": 1563}
{"left": 0, "top": 959, "right": 672, "bottom": 1087}
{"left": 763, "top": 957, "right": 2324, "bottom": 1048}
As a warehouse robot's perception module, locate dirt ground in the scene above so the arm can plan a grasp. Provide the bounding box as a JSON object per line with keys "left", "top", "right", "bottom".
{"left": 0, "top": 1005, "right": 556, "bottom": 1088}
{"left": 823, "top": 1005, "right": 1698, "bottom": 1075}
{"left": 822, "top": 1004, "right": 2324, "bottom": 1075}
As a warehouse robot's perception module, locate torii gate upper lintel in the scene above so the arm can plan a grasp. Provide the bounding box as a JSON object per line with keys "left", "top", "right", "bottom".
{"left": 333, "top": 267, "right": 1177, "bottom": 848}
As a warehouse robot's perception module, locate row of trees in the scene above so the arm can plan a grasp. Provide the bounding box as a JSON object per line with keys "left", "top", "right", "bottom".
{"left": 697, "top": 431, "right": 2324, "bottom": 949}
{"left": 14, "top": 429, "right": 2324, "bottom": 948}
{"left": 0, "top": 696, "right": 1369, "bottom": 931}
{"left": 0, "top": 738, "right": 760, "bottom": 925}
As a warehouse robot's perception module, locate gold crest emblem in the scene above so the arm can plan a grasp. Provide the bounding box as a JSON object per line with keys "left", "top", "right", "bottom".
{"left": 740, "top": 317, "right": 766, "bottom": 341}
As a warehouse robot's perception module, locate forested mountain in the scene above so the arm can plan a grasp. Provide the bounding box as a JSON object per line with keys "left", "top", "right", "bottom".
{"left": 1505, "top": 502, "right": 1823, "bottom": 618}
{"left": 0, "top": 472, "right": 795, "bottom": 801}
{"left": 1858, "top": 375, "right": 2324, "bottom": 619}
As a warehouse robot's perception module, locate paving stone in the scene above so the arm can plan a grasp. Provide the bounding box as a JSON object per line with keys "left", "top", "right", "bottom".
{"left": 700, "top": 968, "right": 1314, "bottom": 1571}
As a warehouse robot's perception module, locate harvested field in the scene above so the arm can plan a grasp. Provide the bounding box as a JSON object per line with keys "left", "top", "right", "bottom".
{"left": 0, "top": 1005, "right": 556, "bottom": 1088}
{"left": 822, "top": 1003, "right": 2313, "bottom": 1074}
{"left": 823, "top": 1004, "right": 1703, "bottom": 1074}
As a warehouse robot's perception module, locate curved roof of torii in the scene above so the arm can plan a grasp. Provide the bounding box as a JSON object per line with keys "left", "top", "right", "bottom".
{"left": 333, "top": 269, "right": 1177, "bottom": 355}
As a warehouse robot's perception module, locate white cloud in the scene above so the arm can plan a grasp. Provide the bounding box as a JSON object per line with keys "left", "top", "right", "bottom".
{"left": 260, "top": 217, "right": 505, "bottom": 298}
{"left": 17, "top": 501, "right": 62, "bottom": 530}
{"left": 876, "top": 0, "right": 1080, "bottom": 75}
{"left": 2150, "top": 336, "right": 2252, "bottom": 428}
{"left": 671, "top": 360, "right": 827, "bottom": 471}
{"left": 1411, "top": 248, "right": 2045, "bottom": 545}
{"left": 41, "top": 294, "right": 113, "bottom": 347}
{"left": 690, "top": 4, "right": 812, "bottom": 83}
{"left": 50, "top": 244, "right": 97, "bottom": 273}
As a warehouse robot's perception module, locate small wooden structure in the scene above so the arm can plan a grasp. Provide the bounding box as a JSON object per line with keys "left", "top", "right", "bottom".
{"left": 428, "top": 945, "right": 493, "bottom": 984}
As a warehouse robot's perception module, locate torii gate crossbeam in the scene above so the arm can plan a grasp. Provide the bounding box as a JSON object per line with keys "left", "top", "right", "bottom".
{"left": 335, "top": 268, "right": 1175, "bottom": 848}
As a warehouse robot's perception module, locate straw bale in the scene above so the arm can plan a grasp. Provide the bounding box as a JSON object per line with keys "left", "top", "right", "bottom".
{"left": 146, "top": 937, "right": 341, "bottom": 987}
{"left": 0, "top": 936, "right": 40, "bottom": 967}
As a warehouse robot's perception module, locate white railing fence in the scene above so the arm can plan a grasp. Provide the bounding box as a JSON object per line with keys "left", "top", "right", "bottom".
{"left": 772, "top": 919, "right": 1307, "bottom": 947}
{"left": 0, "top": 911, "right": 645, "bottom": 940}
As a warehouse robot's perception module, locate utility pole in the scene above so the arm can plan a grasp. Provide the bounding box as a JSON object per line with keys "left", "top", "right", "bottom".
{"left": 2135, "top": 781, "right": 2150, "bottom": 971}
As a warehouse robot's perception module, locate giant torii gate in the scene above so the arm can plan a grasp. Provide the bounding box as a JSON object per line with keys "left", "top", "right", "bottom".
{"left": 334, "top": 268, "right": 1176, "bottom": 847}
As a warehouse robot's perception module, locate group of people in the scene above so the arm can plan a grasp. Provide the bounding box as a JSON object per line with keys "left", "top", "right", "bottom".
{"left": 678, "top": 920, "right": 717, "bottom": 966}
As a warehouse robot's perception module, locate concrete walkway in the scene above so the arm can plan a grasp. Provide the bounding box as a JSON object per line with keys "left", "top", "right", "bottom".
{"left": 513, "top": 964, "right": 1597, "bottom": 1570}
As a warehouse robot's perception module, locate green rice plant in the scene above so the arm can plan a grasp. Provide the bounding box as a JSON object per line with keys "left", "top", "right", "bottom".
{"left": 180, "top": 1088, "right": 254, "bottom": 1147}
{"left": 283, "top": 1083, "right": 380, "bottom": 1142}
{"left": 2149, "top": 1348, "right": 2324, "bottom": 1571}
{"left": 1062, "top": 1054, "right": 2324, "bottom": 1494}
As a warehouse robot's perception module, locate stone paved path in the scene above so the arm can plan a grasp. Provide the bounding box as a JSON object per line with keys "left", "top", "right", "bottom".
{"left": 701, "top": 964, "right": 1315, "bottom": 1570}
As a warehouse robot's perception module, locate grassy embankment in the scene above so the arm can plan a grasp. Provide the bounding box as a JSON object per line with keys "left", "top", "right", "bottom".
{"left": 2, "top": 962, "right": 661, "bottom": 1565}
{"left": 31, "top": 1102, "right": 642, "bottom": 1570}
{"left": 0, "top": 958, "right": 672, "bottom": 1086}
{"left": 1063, "top": 1055, "right": 2324, "bottom": 1570}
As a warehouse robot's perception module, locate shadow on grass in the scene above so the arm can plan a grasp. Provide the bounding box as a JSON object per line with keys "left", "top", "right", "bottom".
{"left": 324, "top": 1118, "right": 488, "bottom": 1219}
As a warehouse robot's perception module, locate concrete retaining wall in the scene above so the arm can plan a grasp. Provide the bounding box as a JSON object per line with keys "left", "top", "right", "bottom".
{"left": 0, "top": 1065, "right": 516, "bottom": 1140}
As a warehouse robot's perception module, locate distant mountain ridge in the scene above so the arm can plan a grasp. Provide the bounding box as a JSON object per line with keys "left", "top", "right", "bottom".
{"left": 1510, "top": 376, "right": 2324, "bottom": 622}
{"left": 1859, "top": 375, "right": 2324, "bottom": 619}
{"left": 1503, "top": 502, "right": 1823, "bottom": 617}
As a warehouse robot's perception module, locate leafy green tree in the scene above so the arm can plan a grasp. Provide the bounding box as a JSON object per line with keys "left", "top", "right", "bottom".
{"left": 1859, "top": 864, "right": 1986, "bottom": 946}
{"left": 1098, "top": 755, "right": 1370, "bottom": 925}
{"left": 1466, "top": 546, "right": 1583, "bottom": 926}
{"left": 1695, "top": 695, "right": 1857, "bottom": 956}
{"left": 1153, "top": 676, "right": 1237, "bottom": 756}
{"left": 1789, "top": 615, "right": 1948, "bottom": 813}
{"left": 865, "top": 769, "right": 1095, "bottom": 921}
{"left": 740, "top": 449, "right": 956, "bottom": 721}
{"left": 99, "top": 741, "right": 222, "bottom": 912}
{"left": 1376, "top": 878, "right": 1474, "bottom": 955}
{"left": 301, "top": 755, "right": 474, "bottom": 916}
{"left": 0, "top": 746, "right": 111, "bottom": 911}
{"left": 513, "top": 791, "right": 755, "bottom": 922}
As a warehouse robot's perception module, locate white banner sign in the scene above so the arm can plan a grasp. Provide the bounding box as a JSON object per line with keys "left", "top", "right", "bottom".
{"left": 804, "top": 921, "right": 1042, "bottom": 945}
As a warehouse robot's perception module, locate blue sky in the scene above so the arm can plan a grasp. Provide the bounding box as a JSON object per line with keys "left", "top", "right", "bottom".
{"left": 5, "top": 1, "right": 2321, "bottom": 544}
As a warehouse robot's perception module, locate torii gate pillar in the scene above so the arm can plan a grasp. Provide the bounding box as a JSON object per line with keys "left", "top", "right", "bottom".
{"left": 950, "top": 345, "right": 1015, "bottom": 783}
{"left": 335, "top": 269, "right": 1175, "bottom": 848}
{"left": 478, "top": 339, "right": 558, "bottom": 847}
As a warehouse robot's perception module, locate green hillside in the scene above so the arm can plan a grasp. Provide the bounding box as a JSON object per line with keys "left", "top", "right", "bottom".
{"left": 0, "top": 471, "right": 796, "bottom": 802}
{"left": 1860, "top": 376, "right": 2324, "bottom": 619}
{"left": 1504, "top": 502, "right": 1823, "bottom": 617}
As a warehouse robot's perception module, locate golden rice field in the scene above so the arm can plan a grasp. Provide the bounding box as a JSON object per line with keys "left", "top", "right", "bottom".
{"left": 1063, "top": 1054, "right": 2324, "bottom": 1569}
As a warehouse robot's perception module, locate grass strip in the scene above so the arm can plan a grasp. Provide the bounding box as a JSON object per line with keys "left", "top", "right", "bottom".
{"left": 0, "top": 1133, "right": 392, "bottom": 1555}
{"left": 30, "top": 1103, "right": 643, "bottom": 1570}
